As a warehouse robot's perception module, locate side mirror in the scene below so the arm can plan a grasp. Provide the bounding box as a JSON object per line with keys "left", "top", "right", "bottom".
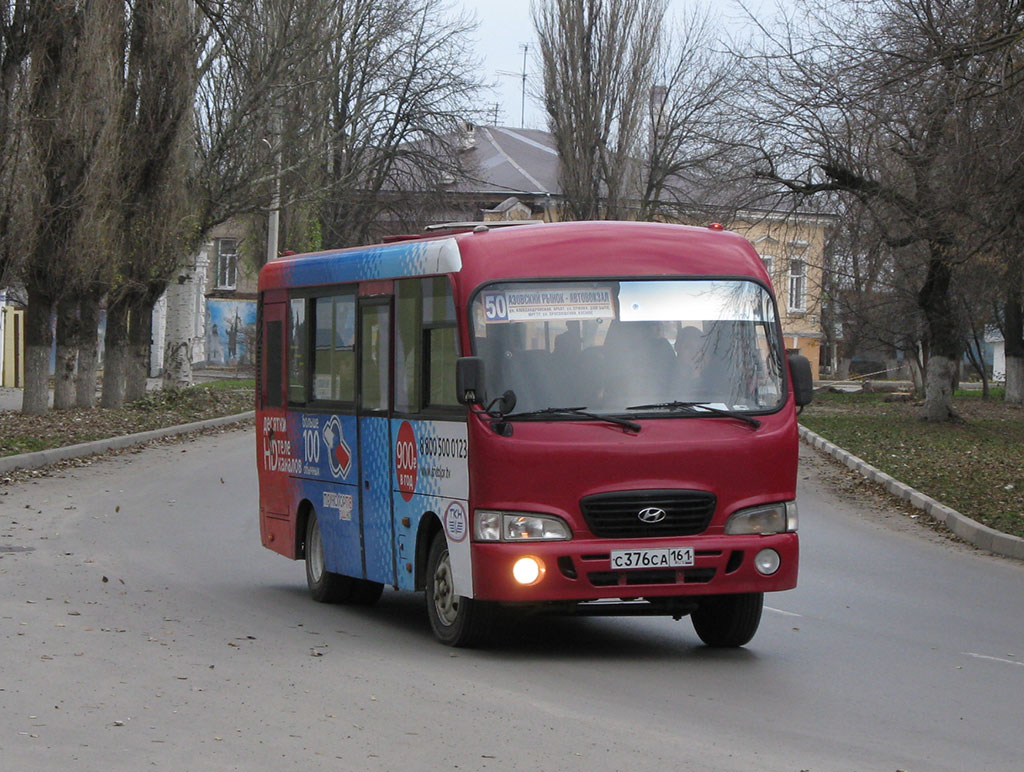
{"left": 456, "top": 356, "right": 486, "bottom": 405}
{"left": 788, "top": 354, "right": 814, "bottom": 407}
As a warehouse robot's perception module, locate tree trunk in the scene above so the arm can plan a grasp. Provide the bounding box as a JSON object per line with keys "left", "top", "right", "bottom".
{"left": 125, "top": 294, "right": 155, "bottom": 402}
{"left": 1004, "top": 288, "right": 1023, "bottom": 405}
{"left": 75, "top": 291, "right": 102, "bottom": 408}
{"left": 162, "top": 270, "right": 197, "bottom": 388}
{"left": 922, "top": 354, "right": 957, "bottom": 421}
{"left": 907, "top": 345, "right": 925, "bottom": 396}
{"left": 1006, "top": 356, "right": 1024, "bottom": 403}
{"left": 917, "top": 250, "right": 959, "bottom": 420}
{"left": 836, "top": 357, "right": 852, "bottom": 380}
{"left": 21, "top": 287, "right": 53, "bottom": 415}
{"left": 101, "top": 296, "right": 130, "bottom": 408}
{"left": 53, "top": 295, "right": 78, "bottom": 409}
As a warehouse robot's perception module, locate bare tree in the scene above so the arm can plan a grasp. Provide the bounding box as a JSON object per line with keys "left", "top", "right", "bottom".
{"left": 533, "top": 0, "right": 664, "bottom": 220}
{"left": 0, "top": 1, "right": 31, "bottom": 290}
{"left": 741, "top": 0, "right": 1024, "bottom": 420}
{"left": 99, "top": 0, "right": 201, "bottom": 408}
{"left": 824, "top": 200, "right": 927, "bottom": 383}
{"left": 309, "top": 0, "right": 482, "bottom": 248}
{"left": 959, "top": 33, "right": 1024, "bottom": 403}
{"left": 638, "top": 5, "right": 748, "bottom": 221}
{"left": 17, "top": 1, "right": 121, "bottom": 414}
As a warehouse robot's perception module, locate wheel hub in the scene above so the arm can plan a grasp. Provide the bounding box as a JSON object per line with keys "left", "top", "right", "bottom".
{"left": 432, "top": 551, "right": 459, "bottom": 626}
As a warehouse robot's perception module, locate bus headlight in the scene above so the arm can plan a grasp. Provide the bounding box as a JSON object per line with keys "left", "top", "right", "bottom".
{"left": 474, "top": 511, "right": 571, "bottom": 541}
{"left": 724, "top": 501, "right": 798, "bottom": 535}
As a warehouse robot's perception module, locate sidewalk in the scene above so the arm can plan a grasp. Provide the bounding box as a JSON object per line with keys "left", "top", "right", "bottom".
{"left": 0, "top": 386, "right": 24, "bottom": 411}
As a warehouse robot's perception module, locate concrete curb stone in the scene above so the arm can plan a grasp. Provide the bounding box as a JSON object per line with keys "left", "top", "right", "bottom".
{"left": 0, "top": 411, "right": 255, "bottom": 475}
{"left": 799, "top": 425, "right": 1024, "bottom": 562}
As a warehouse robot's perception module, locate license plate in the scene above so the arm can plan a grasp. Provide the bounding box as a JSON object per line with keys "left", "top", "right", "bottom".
{"left": 610, "top": 547, "right": 694, "bottom": 570}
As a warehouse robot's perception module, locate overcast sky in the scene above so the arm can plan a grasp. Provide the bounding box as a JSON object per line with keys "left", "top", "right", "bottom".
{"left": 456, "top": 0, "right": 791, "bottom": 131}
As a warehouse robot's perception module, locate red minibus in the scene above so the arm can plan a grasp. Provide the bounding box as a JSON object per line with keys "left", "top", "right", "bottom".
{"left": 256, "top": 220, "right": 813, "bottom": 647}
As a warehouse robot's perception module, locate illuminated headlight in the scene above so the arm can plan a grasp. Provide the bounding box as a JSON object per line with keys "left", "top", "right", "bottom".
{"left": 724, "top": 501, "right": 799, "bottom": 535}
{"left": 474, "top": 511, "right": 571, "bottom": 542}
{"left": 513, "top": 557, "right": 544, "bottom": 585}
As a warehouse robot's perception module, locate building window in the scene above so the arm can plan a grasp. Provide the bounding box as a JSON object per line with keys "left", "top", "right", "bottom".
{"left": 788, "top": 258, "right": 806, "bottom": 312}
{"left": 761, "top": 255, "right": 774, "bottom": 285}
{"left": 215, "top": 239, "right": 238, "bottom": 289}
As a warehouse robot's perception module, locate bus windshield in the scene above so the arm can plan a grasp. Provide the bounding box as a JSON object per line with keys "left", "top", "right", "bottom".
{"left": 470, "top": 279, "right": 785, "bottom": 415}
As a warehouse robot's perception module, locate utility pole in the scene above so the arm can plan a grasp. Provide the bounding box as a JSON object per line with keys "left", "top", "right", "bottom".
{"left": 265, "top": 111, "right": 282, "bottom": 264}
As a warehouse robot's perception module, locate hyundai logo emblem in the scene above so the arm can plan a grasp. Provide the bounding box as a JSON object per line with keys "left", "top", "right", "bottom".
{"left": 637, "top": 507, "right": 667, "bottom": 524}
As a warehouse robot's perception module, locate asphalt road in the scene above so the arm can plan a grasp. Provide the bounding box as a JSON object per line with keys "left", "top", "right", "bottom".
{"left": 1, "top": 428, "right": 1022, "bottom": 771}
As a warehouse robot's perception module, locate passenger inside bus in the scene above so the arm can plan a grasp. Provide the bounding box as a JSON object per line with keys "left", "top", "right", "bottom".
{"left": 601, "top": 320, "right": 675, "bottom": 407}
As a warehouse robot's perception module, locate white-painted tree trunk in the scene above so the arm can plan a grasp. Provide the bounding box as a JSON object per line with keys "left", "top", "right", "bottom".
{"left": 162, "top": 263, "right": 202, "bottom": 388}
{"left": 1005, "top": 355, "right": 1024, "bottom": 404}
{"left": 21, "top": 345, "right": 50, "bottom": 414}
{"left": 921, "top": 354, "right": 957, "bottom": 421}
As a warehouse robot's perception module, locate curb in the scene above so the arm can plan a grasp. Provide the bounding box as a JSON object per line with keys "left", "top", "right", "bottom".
{"left": 0, "top": 411, "right": 255, "bottom": 475}
{"left": 799, "top": 425, "right": 1024, "bottom": 561}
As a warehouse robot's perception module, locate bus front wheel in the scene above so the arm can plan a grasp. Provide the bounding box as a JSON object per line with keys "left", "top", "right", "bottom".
{"left": 305, "top": 511, "right": 383, "bottom": 605}
{"left": 425, "top": 532, "right": 493, "bottom": 647}
{"left": 690, "top": 592, "right": 764, "bottom": 648}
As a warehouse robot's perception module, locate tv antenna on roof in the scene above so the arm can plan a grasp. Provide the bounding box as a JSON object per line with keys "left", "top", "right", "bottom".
{"left": 496, "top": 43, "right": 530, "bottom": 128}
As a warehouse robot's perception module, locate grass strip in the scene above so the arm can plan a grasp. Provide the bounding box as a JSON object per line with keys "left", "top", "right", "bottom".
{"left": 799, "top": 391, "right": 1024, "bottom": 539}
{"left": 1, "top": 380, "right": 254, "bottom": 459}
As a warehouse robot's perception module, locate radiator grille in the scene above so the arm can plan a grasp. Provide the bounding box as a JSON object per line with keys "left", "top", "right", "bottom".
{"left": 579, "top": 490, "right": 716, "bottom": 538}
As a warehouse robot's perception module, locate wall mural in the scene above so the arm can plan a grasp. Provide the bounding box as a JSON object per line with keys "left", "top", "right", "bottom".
{"left": 206, "top": 299, "right": 257, "bottom": 367}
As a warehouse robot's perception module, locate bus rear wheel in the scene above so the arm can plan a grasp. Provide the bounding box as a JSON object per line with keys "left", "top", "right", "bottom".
{"left": 305, "top": 511, "right": 383, "bottom": 605}
{"left": 690, "top": 592, "right": 764, "bottom": 648}
{"left": 425, "top": 532, "right": 493, "bottom": 647}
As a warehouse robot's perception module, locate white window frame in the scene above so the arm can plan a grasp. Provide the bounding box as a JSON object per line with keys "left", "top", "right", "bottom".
{"left": 215, "top": 238, "right": 238, "bottom": 290}
{"left": 788, "top": 257, "right": 806, "bottom": 313}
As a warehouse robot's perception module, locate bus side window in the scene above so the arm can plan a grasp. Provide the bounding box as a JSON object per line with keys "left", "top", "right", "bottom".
{"left": 312, "top": 293, "right": 356, "bottom": 403}
{"left": 265, "top": 320, "right": 283, "bottom": 407}
{"left": 288, "top": 298, "right": 307, "bottom": 404}
{"left": 360, "top": 303, "right": 390, "bottom": 412}
{"left": 395, "top": 280, "right": 421, "bottom": 413}
{"left": 395, "top": 276, "right": 459, "bottom": 414}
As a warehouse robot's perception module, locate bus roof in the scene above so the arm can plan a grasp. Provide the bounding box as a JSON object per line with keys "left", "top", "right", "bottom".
{"left": 258, "top": 220, "right": 771, "bottom": 299}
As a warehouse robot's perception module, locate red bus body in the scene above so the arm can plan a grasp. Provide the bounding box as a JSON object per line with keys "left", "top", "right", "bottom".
{"left": 257, "top": 221, "right": 804, "bottom": 646}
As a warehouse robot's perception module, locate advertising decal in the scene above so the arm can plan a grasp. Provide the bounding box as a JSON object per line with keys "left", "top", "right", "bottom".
{"left": 392, "top": 419, "right": 472, "bottom": 595}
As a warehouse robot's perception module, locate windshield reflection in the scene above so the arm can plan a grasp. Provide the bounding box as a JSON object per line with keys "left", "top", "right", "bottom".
{"left": 471, "top": 280, "right": 784, "bottom": 415}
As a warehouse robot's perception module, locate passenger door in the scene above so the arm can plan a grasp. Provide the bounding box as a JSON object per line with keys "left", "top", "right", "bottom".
{"left": 357, "top": 298, "right": 395, "bottom": 585}
{"left": 258, "top": 299, "right": 291, "bottom": 548}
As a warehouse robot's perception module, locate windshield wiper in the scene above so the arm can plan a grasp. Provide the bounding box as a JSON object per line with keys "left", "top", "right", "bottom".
{"left": 625, "top": 401, "right": 761, "bottom": 429}
{"left": 506, "top": 406, "right": 641, "bottom": 433}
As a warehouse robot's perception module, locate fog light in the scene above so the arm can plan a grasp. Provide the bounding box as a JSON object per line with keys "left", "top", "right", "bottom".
{"left": 512, "top": 557, "right": 543, "bottom": 585}
{"left": 754, "top": 548, "right": 781, "bottom": 576}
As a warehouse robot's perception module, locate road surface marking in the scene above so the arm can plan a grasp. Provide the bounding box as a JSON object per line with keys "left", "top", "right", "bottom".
{"left": 962, "top": 652, "right": 1023, "bottom": 668}
{"left": 765, "top": 606, "right": 802, "bottom": 617}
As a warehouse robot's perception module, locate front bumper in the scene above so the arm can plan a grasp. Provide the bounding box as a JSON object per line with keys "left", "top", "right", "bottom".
{"left": 471, "top": 532, "right": 798, "bottom": 603}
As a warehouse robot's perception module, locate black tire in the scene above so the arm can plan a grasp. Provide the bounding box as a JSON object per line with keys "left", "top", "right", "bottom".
{"left": 424, "top": 532, "right": 494, "bottom": 647}
{"left": 305, "top": 511, "right": 384, "bottom": 605}
{"left": 691, "top": 592, "right": 764, "bottom": 648}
